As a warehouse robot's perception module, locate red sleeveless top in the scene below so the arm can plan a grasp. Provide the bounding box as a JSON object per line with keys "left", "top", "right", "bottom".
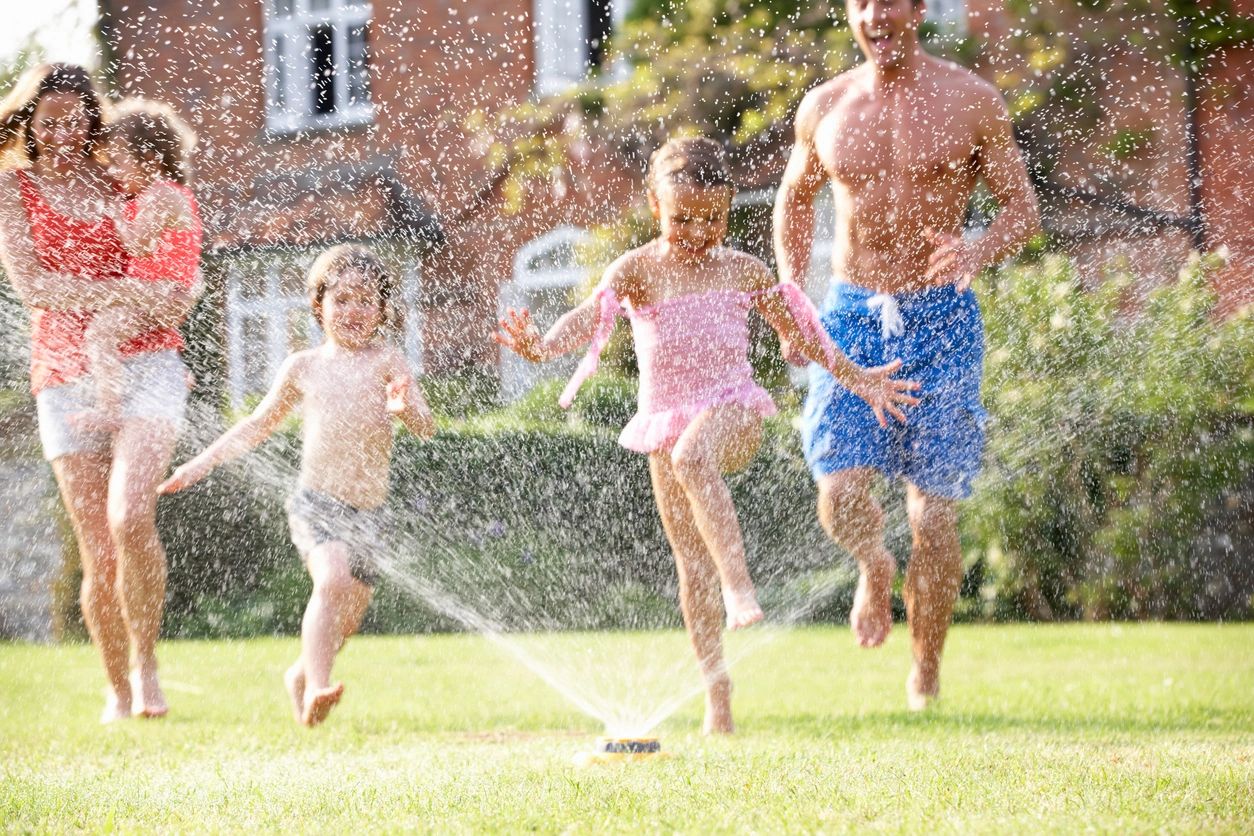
{"left": 16, "top": 170, "right": 187, "bottom": 395}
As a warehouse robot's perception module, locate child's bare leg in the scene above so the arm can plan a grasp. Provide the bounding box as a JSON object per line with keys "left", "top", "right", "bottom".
{"left": 51, "top": 454, "right": 133, "bottom": 721}
{"left": 649, "top": 453, "right": 734, "bottom": 733}
{"left": 284, "top": 662, "right": 305, "bottom": 723}
{"left": 903, "top": 484, "right": 962, "bottom": 710}
{"left": 300, "top": 543, "right": 373, "bottom": 726}
{"left": 669, "top": 404, "right": 764, "bottom": 629}
{"left": 109, "top": 418, "right": 179, "bottom": 718}
{"left": 817, "top": 468, "right": 896, "bottom": 648}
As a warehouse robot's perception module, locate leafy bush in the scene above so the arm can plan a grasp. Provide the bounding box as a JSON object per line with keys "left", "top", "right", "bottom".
{"left": 963, "top": 252, "right": 1254, "bottom": 620}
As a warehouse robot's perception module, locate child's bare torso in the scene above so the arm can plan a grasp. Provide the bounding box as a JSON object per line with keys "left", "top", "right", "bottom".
{"left": 291, "top": 344, "right": 397, "bottom": 509}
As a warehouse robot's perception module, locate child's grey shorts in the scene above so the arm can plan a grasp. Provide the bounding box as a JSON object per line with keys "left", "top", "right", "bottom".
{"left": 285, "top": 487, "right": 391, "bottom": 587}
{"left": 35, "top": 350, "right": 189, "bottom": 461}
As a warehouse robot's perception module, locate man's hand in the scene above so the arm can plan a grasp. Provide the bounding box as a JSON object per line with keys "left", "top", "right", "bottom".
{"left": 847, "top": 359, "right": 922, "bottom": 428}
{"left": 492, "top": 307, "right": 546, "bottom": 362}
{"left": 923, "top": 227, "right": 981, "bottom": 292}
{"left": 157, "top": 458, "right": 213, "bottom": 494}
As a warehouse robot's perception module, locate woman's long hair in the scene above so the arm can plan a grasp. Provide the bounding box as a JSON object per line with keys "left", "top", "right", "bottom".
{"left": 0, "top": 63, "right": 106, "bottom": 167}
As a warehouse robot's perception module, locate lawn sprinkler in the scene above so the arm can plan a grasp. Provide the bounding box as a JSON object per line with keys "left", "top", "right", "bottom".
{"left": 572, "top": 737, "right": 668, "bottom": 767}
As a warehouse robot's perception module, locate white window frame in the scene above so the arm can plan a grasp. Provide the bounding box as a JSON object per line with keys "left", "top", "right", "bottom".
{"left": 263, "top": 0, "right": 375, "bottom": 134}
{"left": 225, "top": 248, "right": 423, "bottom": 409}
{"left": 532, "top": 0, "right": 621, "bottom": 97}
{"left": 925, "top": 0, "right": 967, "bottom": 34}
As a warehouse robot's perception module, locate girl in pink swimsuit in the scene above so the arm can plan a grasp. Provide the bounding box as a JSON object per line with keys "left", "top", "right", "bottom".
{"left": 496, "top": 138, "right": 918, "bottom": 734}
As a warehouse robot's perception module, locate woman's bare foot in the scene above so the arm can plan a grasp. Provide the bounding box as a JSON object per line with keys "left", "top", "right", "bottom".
{"left": 702, "top": 678, "right": 734, "bottom": 735}
{"left": 130, "top": 664, "right": 169, "bottom": 718}
{"left": 284, "top": 663, "right": 306, "bottom": 723}
{"left": 906, "top": 663, "right": 940, "bottom": 712}
{"left": 851, "top": 553, "right": 895, "bottom": 647}
{"left": 100, "top": 687, "right": 133, "bottom": 724}
{"left": 723, "top": 586, "right": 764, "bottom": 630}
{"left": 302, "top": 683, "right": 345, "bottom": 727}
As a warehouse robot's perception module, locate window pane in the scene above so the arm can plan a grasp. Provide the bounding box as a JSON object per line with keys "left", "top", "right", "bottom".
{"left": 347, "top": 24, "right": 370, "bottom": 106}
{"left": 233, "top": 269, "right": 267, "bottom": 301}
{"left": 278, "top": 260, "right": 306, "bottom": 296}
{"left": 309, "top": 0, "right": 332, "bottom": 11}
{"left": 270, "top": 35, "right": 287, "bottom": 108}
{"left": 286, "top": 306, "right": 313, "bottom": 352}
{"left": 240, "top": 315, "right": 271, "bottom": 394}
{"left": 272, "top": 0, "right": 293, "bottom": 16}
{"left": 310, "top": 24, "right": 336, "bottom": 115}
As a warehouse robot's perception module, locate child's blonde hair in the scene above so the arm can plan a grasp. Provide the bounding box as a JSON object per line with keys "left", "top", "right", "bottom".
{"left": 646, "top": 137, "right": 733, "bottom": 196}
{"left": 307, "top": 244, "right": 404, "bottom": 339}
{"left": 106, "top": 98, "right": 197, "bottom": 185}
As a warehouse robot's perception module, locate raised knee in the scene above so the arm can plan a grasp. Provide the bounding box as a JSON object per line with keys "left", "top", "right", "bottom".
{"left": 107, "top": 503, "right": 157, "bottom": 550}
{"left": 670, "top": 449, "right": 715, "bottom": 490}
{"left": 312, "top": 560, "right": 355, "bottom": 599}
{"left": 818, "top": 479, "right": 882, "bottom": 543}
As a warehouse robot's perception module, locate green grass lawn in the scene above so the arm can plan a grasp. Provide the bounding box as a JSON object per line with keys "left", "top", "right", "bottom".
{"left": 2, "top": 624, "right": 1251, "bottom": 833}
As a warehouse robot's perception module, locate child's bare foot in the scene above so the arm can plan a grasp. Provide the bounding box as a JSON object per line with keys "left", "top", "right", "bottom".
{"left": 723, "top": 587, "right": 764, "bottom": 630}
{"left": 703, "top": 678, "right": 734, "bottom": 735}
{"left": 68, "top": 409, "right": 123, "bottom": 435}
{"left": 906, "top": 663, "right": 940, "bottom": 712}
{"left": 851, "top": 553, "right": 895, "bottom": 648}
{"left": 302, "top": 682, "right": 345, "bottom": 727}
{"left": 284, "top": 663, "right": 306, "bottom": 723}
{"left": 130, "top": 664, "right": 169, "bottom": 718}
{"left": 100, "top": 687, "right": 133, "bottom": 724}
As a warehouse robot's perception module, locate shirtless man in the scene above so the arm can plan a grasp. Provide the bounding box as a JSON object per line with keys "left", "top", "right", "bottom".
{"left": 773, "top": 0, "right": 1040, "bottom": 709}
{"left": 159, "top": 244, "right": 435, "bottom": 725}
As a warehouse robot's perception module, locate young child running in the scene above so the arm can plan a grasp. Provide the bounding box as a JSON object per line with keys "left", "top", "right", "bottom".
{"left": 495, "top": 137, "right": 918, "bottom": 733}
{"left": 74, "top": 99, "right": 201, "bottom": 433}
{"left": 159, "top": 244, "right": 436, "bottom": 726}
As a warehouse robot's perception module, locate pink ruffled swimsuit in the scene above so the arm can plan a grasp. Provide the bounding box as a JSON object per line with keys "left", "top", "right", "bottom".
{"left": 561, "top": 282, "right": 839, "bottom": 454}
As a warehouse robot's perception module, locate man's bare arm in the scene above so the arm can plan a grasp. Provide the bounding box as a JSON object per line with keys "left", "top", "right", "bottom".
{"left": 773, "top": 88, "right": 831, "bottom": 287}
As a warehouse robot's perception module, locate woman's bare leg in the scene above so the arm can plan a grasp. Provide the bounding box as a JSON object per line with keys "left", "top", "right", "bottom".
{"left": 108, "top": 418, "right": 178, "bottom": 717}
{"left": 649, "top": 453, "right": 734, "bottom": 734}
{"left": 51, "top": 453, "right": 131, "bottom": 721}
{"left": 668, "top": 404, "right": 764, "bottom": 628}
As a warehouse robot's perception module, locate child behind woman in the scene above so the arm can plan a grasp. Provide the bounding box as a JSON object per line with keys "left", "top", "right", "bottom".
{"left": 75, "top": 98, "right": 201, "bottom": 432}
{"left": 159, "top": 245, "right": 436, "bottom": 726}
{"left": 496, "top": 137, "right": 918, "bottom": 733}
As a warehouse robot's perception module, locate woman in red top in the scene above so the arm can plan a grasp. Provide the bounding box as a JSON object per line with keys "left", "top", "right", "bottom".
{"left": 0, "top": 64, "right": 199, "bottom": 722}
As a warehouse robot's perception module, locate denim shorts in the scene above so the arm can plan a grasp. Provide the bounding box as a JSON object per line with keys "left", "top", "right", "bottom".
{"left": 801, "top": 283, "right": 987, "bottom": 499}
{"left": 35, "top": 350, "right": 189, "bottom": 462}
{"left": 286, "top": 487, "right": 392, "bottom": 587}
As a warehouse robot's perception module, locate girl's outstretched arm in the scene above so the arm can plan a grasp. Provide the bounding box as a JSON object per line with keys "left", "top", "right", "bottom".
{"left": 157, "top": 353, "right": 305, "bottom": 493}
{"left": 493, "top": 254, "right": 632, "bottom": 363}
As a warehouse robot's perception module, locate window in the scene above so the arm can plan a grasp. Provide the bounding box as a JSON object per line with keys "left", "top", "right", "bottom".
{"left": 264, "top": 0, "right": 373, "bottom": 133}
{"left": 926, "top": 0, "right": 967, "bottom": 34}
{"left": 224, "top": 247, "right": 422, "bottom": 408}
{"left": 532, "top": 0, "right": 624, "bottom": 97}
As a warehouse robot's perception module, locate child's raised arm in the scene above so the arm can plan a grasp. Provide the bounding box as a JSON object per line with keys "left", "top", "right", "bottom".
{"left": 385, "top": 349, "right": 436, "bottom": 440}
{"left": 493, "top": 254, "right": 633, "bottom": 363}
{"left": 158, "top": 354, "right": 305, "bottom": 494}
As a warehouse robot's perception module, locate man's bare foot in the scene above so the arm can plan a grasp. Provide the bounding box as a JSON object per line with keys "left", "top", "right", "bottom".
{"left": 129, "top": 664, "right": 168, "bottom": 719}
{"left": 851, "top": 553, "right": 895, "bottom": 648}
{"left": 284, "top": 663, "right": 306, "bottom": 723}
{"left": 100, "top": 687, "right": 133, "bottom": 724}
{"left": 68, "top": 409, "right": 122, "bottom": 435}
{"left": 302, "top": 682, "right": 345, "bottom": 727}
{"left": 906, "top": 663, "right": 940, "bottom": 712}
{"left": 702, "top": 678, "right": 734, "bottom": 735}
{"left": 723, "top": 586, "right": 764, "bottom": 630}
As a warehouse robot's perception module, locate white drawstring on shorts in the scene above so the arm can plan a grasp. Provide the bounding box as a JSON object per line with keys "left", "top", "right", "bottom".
{"left": 866, "top": 293, "right": 905, "bottom": 341}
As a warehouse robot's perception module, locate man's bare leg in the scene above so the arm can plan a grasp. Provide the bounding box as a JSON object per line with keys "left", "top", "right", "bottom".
{"left": 903, "top": 484, "right": 963, "bottom": 711}
{"left": 669, "top": 405, "right": 765, "bottom": 629}
{"left": 817, "top": 468, "right": 896, "bottom": 647}
{"left": 110, "top": 419, "right": 178, "bottom": 718}
{"left": 300, "top": 543, "right": 372, "bottom": 726}
{"left": 52, "top": 454, "right": 133, "bottom": 722}
{"left": 649, "top": 454, "right": 734, "bottom": 734}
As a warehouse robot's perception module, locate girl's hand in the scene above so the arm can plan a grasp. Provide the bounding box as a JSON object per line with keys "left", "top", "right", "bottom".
{"left": 386, "top": 375, "right": 410, "bottom": 416}
{"left": 848, "top": 359, "right": 921, "bottom": 427}
{"left": 492, "top": 307, "right": 545, "bottom": 362}
{"left": 157, "top": 459, "right": 212, "bottom": 494}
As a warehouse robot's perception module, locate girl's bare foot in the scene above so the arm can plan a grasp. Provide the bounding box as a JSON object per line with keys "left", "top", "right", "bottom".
{"left": 906, "top": 663, "right": 940, "bottom": 712}
{"left": 130, "top": 665, "right": 169, "bottom": 718}
{"left": 100, "top": 687, "right": 133, "bottom": 724}
{"left": 851, "top": 553, "right": 895, "bottom": 647}
{"left": 284, "top": 663, "right": 306, "bottom": 723}
{"left": 723, "top": 587, "right": 764, "bottom": 630}
{"left": 302, "top": 683, "right": 345, "bottom": 727}
{"left": 702, "top": 678, "right": 734, "bottom": 735}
